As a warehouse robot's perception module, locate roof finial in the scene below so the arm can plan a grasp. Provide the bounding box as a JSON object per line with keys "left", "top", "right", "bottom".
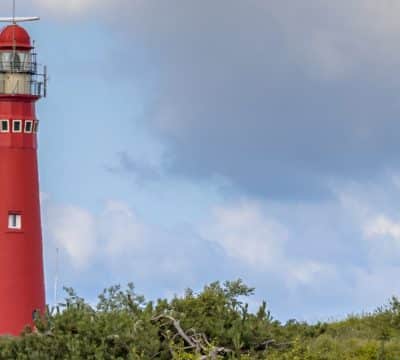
{"left": 0, "top": 0, "right": 40, "bottom": 23}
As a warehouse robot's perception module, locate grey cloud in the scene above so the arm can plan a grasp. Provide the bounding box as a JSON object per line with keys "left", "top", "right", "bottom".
{"left": 35, "top": 0, "right": 400, "bottom": 200}
{"left": 101, "top": 1, "right": 400, "bottom": 200}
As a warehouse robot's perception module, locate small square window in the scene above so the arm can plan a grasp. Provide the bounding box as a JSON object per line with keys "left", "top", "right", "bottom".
{"left": 24, "top": 120, "right": 33, "bottom": 133}
{"left": 8, "top": 213, "right": 21, "bottom": 230}
{"left": 0, "top": 119, "right": 9, "bottom": 133}
{"left": 33, "top": 121, "right": 39, "bottom": 133}
{"left": 12, "top": 120, "right": 22, "bottom": 133}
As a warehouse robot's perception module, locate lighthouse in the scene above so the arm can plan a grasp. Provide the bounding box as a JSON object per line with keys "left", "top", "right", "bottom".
{"left": 0, "top": 15, "right": 47, "bottom": 335}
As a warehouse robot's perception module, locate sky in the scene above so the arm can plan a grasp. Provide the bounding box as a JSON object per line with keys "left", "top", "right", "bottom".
{"left": 6, "top": 0, "right": 400, "bottom": 322}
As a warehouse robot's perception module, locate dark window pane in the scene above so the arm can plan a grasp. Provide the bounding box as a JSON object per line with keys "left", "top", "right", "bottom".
{"left": 13, "top": 121, "right": 21, "bottom": 132}
{"left": 11, "top": 53, "right": 21, "bottom": 71}
{"left": 25, "top": 121, "right": 32, "bottom": 133}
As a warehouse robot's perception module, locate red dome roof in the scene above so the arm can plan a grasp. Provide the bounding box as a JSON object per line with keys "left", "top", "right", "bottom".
{"left": 0, "top": 25, "right": 31, "bottom": 49}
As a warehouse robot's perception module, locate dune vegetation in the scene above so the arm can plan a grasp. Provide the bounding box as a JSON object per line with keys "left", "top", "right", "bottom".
{"left": 0, "top": 280, "right": 399, "bottom": 359}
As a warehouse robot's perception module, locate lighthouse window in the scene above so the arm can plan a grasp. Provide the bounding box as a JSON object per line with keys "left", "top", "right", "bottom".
{"left": 12, "top": 120, "right": 22, "bottom": 133}
{"left": 0, "top": 120, "right": 8, "bottom": 133}
{"left": 33, "top": 121, "right": 39, "bottom": 133}
{"left": 0, "top": 52, "right": 11, "bottom": 71}
{"left": 25, "top": 120, "right": 33, "bottom": 133}
{"left": 8, "top": 213, "right": 21, "bottom": 230}
{"left": 11, "top": 52, "right": 21, "bottom": 72}
{"left": 0, "top": 52, "right": 30, "bottom": 72}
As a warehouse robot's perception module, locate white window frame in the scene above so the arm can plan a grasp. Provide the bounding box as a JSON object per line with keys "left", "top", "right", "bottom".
{"left": 12, "top": 120, "right": 22, "bottom": 133}
{"left": 24, "top": 120, "right": 33, "bottom": 133}
{"left": 0, "top": 119, "right": 9, "bottom": 133}
{"left": 8, "top": 213, "right": 22, "bottom": 230}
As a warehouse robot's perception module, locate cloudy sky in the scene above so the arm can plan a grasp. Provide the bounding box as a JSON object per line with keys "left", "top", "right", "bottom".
{"left": 7, "top": 0, "right": 400, "bottom": 321}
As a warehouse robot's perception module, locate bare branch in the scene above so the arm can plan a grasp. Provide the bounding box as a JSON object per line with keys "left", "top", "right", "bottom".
{"left": 152, "top": 314, "right": 233, "bottom": 358}
{"left": 152, "top": 315, "right": 196, "bottom": 349}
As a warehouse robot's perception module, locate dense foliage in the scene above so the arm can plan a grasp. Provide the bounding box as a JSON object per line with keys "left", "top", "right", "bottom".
{"left": 1, "top": 280, "right": 400, "bottom": 359}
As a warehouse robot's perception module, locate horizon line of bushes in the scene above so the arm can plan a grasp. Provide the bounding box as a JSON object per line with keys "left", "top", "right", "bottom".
{"left": 0, "top": 279, "right": 399, "bottom": 359}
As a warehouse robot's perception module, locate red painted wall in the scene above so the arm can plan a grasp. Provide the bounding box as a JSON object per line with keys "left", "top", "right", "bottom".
{"left": 0, "top": 96, "right": 45, "bottom": 336}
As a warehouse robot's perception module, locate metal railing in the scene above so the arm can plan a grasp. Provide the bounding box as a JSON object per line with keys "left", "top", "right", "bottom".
{"left": 0, "top": 60, "right": 37, "bottom": 74}
{"left": 0, "top": 76, "right": 46, "bottom": 97}
{"left": 0, "top": 51, "right": 39, "bottom": 74}
{"left": 0, "top": 51, "right": 47, "bottom": 97}
{"left": 30, "top": 79, "right": 45, "bottom": 97}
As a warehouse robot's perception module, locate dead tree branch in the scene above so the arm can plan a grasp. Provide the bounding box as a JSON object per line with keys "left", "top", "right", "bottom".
{"left": 152, "top": 314, "right": 232, "bottom": 358}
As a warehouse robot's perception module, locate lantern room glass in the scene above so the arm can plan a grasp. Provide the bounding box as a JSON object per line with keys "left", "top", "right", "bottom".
{"left": 0, "top": 51, "right": 31, "bottom": 72}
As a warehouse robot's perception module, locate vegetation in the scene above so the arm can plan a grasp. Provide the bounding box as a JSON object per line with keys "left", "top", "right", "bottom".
{"left": 1, "top": 280, "right": 400, "bottom": 359}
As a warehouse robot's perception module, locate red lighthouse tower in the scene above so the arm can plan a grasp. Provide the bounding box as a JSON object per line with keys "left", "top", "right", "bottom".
{"left": 0, "top": 14, "right": 47, "bottom": 335}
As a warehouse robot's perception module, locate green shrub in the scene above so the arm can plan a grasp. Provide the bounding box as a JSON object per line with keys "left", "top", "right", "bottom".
{"left": 0, "top": 281, "right": 399, "bottom": 359}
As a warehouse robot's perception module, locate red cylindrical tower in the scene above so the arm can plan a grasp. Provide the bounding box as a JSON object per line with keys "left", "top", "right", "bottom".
{"left": 0, "top": 23, "right": 46, "bottom": 335}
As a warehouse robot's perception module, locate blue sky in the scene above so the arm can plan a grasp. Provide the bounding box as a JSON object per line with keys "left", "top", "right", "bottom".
{"left": 8, "top": 0, "right": 400, "bottom": 322}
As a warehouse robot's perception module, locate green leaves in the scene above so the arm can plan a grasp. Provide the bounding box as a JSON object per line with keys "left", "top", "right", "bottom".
{"left": 1, "top": 280, "right": 400, "bottom": 359}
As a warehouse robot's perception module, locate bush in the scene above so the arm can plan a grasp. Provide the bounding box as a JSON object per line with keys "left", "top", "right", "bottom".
{"left": 0, "top": 280, "right": 399, "bottom": 359}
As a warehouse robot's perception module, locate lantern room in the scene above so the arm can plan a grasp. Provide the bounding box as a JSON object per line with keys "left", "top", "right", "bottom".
{"left": 0, "top": 24, "right": 46, "bottom": 97}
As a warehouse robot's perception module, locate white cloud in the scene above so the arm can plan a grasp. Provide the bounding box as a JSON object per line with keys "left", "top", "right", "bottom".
{"left": 46, "top": 205, "right": 96, "bottom": 269}
{"left": 202, "top": 201, "right": 333, "bottom": 286}
{"left": 44, "top": 197, "right": 336, "bottom": 290}
{"left": 40, "top": 175, "right": 400, "bottom": 318}
{"left": 365, "top": 215, "right": 400, "bottom": 241}
{"left": 205, "top": 202, "right": 288, "bottom": 268}
{"left": 363, "top": 215, "right": 400, "bottom": 263}
{"left": 334, "top": 175, "right": 400, "bottom": 261}
{"left": 99, "top": 200, "right": 146, "bottom": 258}
{"left": 287, "top": 261, "right": 334, "bottom": 287}
{"left": 42, "top": 197, "right": 210, "bottom": 286}
{"left": 44, "top": 200, "right": 146, "bottom": 270}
